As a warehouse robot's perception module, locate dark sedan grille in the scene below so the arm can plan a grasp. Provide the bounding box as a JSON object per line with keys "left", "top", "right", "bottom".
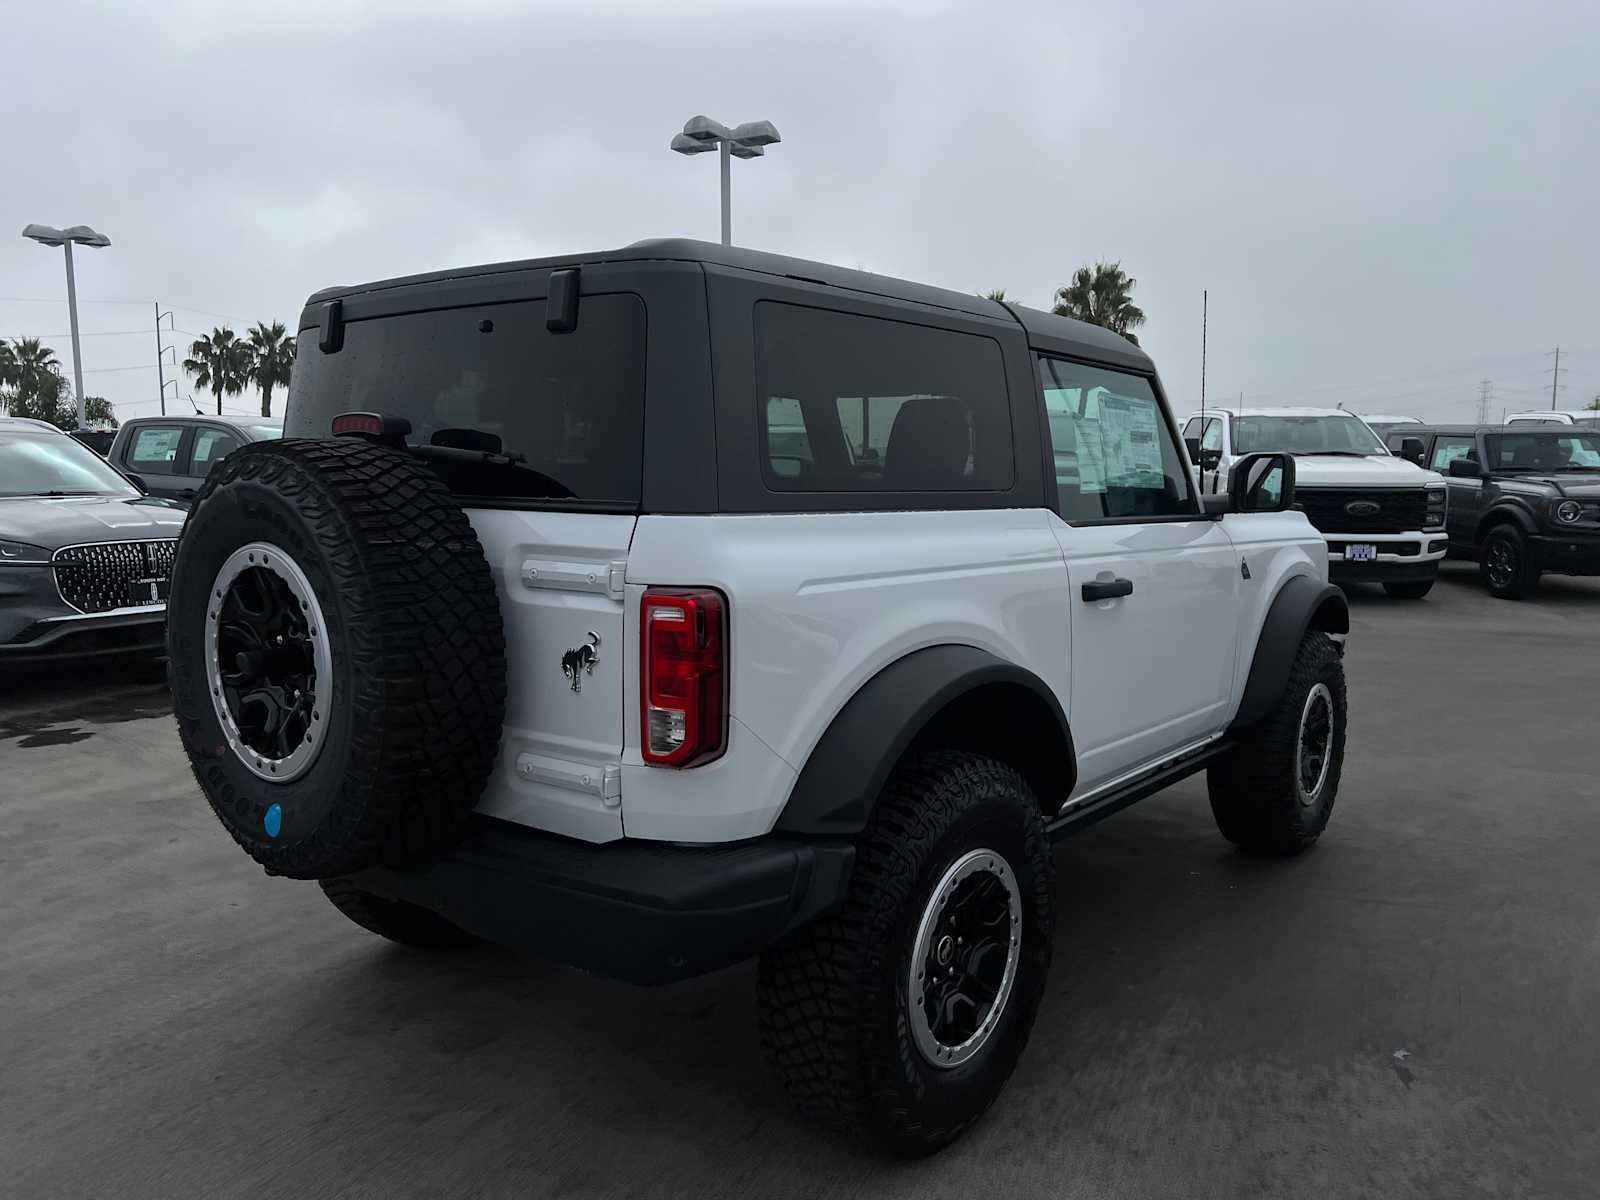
{"left": 1296, "top": 489, "right": 1428, "bottom": 534}
{"left": 53, "top": 540, "right": 178, "bottom": 613}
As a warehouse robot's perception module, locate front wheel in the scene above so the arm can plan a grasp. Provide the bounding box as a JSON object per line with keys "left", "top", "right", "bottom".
{"left": 1208, "top": 632, "right": 1347, "bottom": 856}
{"left": 1382, "top": 579, "right": 1434, "bottom": 600}
{"left": 757, "top": 750, "right": 1055, "bottom": 1156}
{"left": 1479, "top": 525, "right": 1539, "bottom": 599}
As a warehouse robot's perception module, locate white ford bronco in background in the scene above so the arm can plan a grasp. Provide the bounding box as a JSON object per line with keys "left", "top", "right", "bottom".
{"left": 1182, "top": 405, "right": 1448, "bottom": 599}
{"left": 168, "top": 240, "right": 1349, "bottom": 1155}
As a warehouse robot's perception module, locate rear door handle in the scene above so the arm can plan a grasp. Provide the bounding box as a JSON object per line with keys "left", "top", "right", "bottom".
{"left": 1081, "top": 577, "right": 1134, "bottom": 602}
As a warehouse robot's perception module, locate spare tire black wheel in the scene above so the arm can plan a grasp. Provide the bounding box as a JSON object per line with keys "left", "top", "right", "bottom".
{"left": 167, "top": 438, "right": 506, "bottom": 880}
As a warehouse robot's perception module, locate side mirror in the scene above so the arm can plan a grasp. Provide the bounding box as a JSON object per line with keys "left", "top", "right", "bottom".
{"left": 1229, "top": 452, "right": 1296, "bottom": 513}
{"left": 1198, "top": 448, "right": 1222, "bottom": 470}
{"left": 1184, "top": 435, "right": 1202, "bottom": 459}
{"left": 1447, "top": 457, "right": 1483, "bottom": 479}
{"left": 123, "top": 471, "right": 149, "bottom": 494}
{"left": 1398, "top": 437, "right": 1425, "bottom": 464}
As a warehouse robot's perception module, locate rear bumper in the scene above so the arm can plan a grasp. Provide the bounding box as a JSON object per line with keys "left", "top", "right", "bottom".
{"left": 1528, "top": 533, "right": 1600, "bottom": 576}
{"left": 354, "top": 817, "right": 855, "bottom": 984}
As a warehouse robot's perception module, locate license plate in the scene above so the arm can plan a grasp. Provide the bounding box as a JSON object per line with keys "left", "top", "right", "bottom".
{"left": 128, "top": 577, "right": 170, "bottom": 606}
{"left": 1346, "top": 544, "right": 1378, "bottom": 562}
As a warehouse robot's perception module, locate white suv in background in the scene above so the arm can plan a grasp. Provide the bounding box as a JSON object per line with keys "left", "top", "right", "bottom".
{"left": 1183, "top": 406, "right": 1447, "bottom": 598}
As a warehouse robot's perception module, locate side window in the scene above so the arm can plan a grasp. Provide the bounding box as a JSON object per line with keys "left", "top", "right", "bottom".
{"left": 190, "top": 429, "right": 242, "bottom": 474}
{"left": 127, "top": 426, "right": 186, "bottom": 476}
{"left": 1038, "top": 357, "right": 1195, "bottom": 522}
{"left": 754, "top": 303, "right": 1014, "bottom": 493}
{"left": 1182, "top": 417, "right": 1201, "bottom": 441}
{"left": 1201, "top": 418, "right": 1223, "bottom": 452}
{"left": 1430, "top": 436, "right": 1475, "bottom": 472}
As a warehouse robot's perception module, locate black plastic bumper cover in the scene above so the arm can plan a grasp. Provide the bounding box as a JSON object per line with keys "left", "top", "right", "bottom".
{"left": 354, "top": 817, "right": 855, "bottom": 985}
{"left": 1529, "top": 534, "right": 1600, "bottom": 576}
{"left": 1328, "top": 558, "right": 1442, "bottom": 585}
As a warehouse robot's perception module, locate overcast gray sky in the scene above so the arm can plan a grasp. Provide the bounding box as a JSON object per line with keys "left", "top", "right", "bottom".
{"left": 5, "top": 0, "right": 1597, "bottom": 425}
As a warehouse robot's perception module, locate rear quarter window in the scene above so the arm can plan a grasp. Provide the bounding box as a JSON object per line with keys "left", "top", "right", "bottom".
{"left": 753, "top": 302, "right": 1014, "bottom": 493}
{"left": 286, "top": 294, "right": 646, "bottom": 505}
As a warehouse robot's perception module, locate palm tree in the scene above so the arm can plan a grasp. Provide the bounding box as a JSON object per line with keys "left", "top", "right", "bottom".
{"left": 3, "top": 338, "right": 69, "bottom": 420}
{"left": 246, "top": 321, "right": 296, "bottom": 418}
{"left": 983, "top": 289, "right": 1009, "bottom": 302}
{"left": 1052, "top": 261, "right": 1146, "bottom": 346}
{"left": 185, "top": 327, "right": 252, "bottom": 415}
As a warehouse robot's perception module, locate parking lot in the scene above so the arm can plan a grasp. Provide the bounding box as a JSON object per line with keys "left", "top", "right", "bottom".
{"left": 3, "top": 561, "right": 1597, "bottom": 1199}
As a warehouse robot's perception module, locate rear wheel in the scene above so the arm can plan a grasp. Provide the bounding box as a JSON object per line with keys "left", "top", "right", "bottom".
{"left": 319, "top": 878, "right": 476, "bottom": 949}
{"left": 1208, "top": 632, "right": 1346, "bottom": 856}
{"left": 1479, "top": 525, "right": 1539, "bottom": 599}
{"left": 1382, "top": 579, "right": 1434, "bottom": 600}
{"left": 757, "top": 750, "right": 1054, "bottom": 1156}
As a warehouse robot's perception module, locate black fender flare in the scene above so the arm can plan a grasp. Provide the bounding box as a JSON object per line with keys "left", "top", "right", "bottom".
{"left": 1228, "top": 574, "right": 1349, "bottom": 734}
{"left": 1475, "top": 502, "right": 1539, "bottom": 543}
{"left": 773, "top": 645, "right": 1075, "bottom": 837}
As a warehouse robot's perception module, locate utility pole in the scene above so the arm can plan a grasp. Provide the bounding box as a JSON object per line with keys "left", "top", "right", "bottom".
{"left": 1477, "top": 379, "right": 1492, "bottom": 424}
{"left": 1550, "top": 347, "right": 1562, "bottom": 410}
{"left": 154, "top": 303, "right": 176, "bottom": 416}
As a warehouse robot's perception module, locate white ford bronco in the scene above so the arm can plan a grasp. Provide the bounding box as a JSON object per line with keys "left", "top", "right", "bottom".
{"left": 1182, "top": 405, "right": 1448, "bottom": 599}
{"left": 168, "top": 240, "right": 1349, "bottom": 1155}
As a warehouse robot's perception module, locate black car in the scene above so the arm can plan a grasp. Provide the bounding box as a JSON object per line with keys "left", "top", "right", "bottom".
{"left": 106, "top": 415, "right": 282, "bottom": 504}
{"left": 0, "top": 417, "right": 186, "bottom": 660}
{"left": 1388, "top": 423, "right": 1600, "bottom": 598}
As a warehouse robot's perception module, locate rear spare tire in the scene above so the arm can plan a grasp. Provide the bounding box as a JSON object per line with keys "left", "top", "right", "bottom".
{"left": 167, "top": 438, "right": 506, "bottom": 880}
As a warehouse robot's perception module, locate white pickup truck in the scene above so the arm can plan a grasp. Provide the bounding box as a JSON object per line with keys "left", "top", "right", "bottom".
{"left": 1183, "top": 405, "right": 1448, "bottom": 598}
{"left": 165, "top": 240, "right": 1351, "bottom": 1155}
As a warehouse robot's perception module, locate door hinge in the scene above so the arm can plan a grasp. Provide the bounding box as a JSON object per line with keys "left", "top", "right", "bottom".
{"left": 602, "top": 763, "right": 622, "bottom": 808}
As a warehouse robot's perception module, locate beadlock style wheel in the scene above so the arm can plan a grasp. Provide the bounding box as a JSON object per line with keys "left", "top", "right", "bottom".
{"left": 205, "top": 542, "right": 332, "bottom": 785}
{"left": 1295, "top": 682, "right": 1334, "bottom": 806}
{"left": 907, "top": 847, "right": 1023, "bottom": 1069}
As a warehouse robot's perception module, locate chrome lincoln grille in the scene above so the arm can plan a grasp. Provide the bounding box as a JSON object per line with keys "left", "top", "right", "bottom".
{"left": 1296, "top": 489, "right": 1428, "bottom": 535}
{"left": 52, "top": 540, "right": 178, "bottom": 613}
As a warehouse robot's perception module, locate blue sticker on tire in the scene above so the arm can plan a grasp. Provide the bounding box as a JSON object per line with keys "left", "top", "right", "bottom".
{"left": 264, "top": 803, "right": 282, "bottom": 838}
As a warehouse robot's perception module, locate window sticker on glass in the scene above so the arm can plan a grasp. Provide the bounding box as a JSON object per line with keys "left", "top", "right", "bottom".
{"left": 1075, "top": 419, "right": 1107, "bottom": 493}
{"left": 1096, "top": 392, "right": 1164, "bottom": 488}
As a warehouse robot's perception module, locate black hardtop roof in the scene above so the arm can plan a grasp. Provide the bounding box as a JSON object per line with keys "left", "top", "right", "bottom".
{"left": 1400, "top": 424, "right": 1590, "bottom": 435}
{"left": 302, "top": 238, "right": 1154, "bottom": 373}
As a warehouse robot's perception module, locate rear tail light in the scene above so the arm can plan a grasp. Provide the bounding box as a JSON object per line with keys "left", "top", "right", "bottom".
{"left": 641, "top": 588, "right": 727, "bottom": 767}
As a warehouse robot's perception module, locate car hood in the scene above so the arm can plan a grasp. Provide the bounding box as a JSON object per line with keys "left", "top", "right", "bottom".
{"left": 1289, "top": 454, "right": 1443, "bottom": 488}
{"left": 1497, "top": 473, "right": 1600, "bottom": 498}
{"left": 0, "top": 494, "right": 187, "bottom": 552}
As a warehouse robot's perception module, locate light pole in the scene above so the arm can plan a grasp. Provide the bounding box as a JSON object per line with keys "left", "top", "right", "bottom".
{"left": 670, "top": 116, "right": 781, "bottom": 246}
{"left": 22, "top": 223, "right": 111, "bottom": 429}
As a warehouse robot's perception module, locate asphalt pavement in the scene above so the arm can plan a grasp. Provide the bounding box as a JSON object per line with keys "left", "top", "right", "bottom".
{"left": 3, "top": 561, "right": 1598, "bottom": 1199}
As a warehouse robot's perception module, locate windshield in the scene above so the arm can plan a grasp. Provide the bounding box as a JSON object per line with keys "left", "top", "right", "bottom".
{"left": 0, "top": 432, "right": 138, "bottom": 498}
{"left": 1233, "top": 414, "right": 1387, "bottom": 456}
{"left": 1484, "top": 431, "right": 1600, "bottom": 471}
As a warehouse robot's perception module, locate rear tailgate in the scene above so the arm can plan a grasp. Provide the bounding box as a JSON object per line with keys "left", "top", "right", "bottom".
{"left": 470, "top": 510, "right": 634, "bottom": 842}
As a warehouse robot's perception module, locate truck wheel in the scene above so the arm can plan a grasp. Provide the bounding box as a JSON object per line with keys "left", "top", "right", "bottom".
{"left": 1382, "top": 580, "right": 1434, "bottom": 600}
{"left": 1479, "top": 525, "right": 1539, "bottom": 599}
{"left": 318, "top": 878, "right": 476, "bottom": 949}
{"left": 1208, "top": 632, "right": 1346, "bottom": 856}
{"left": 757, "top": 750, "right": 1054, "bottom": 1157}
{"left": 167, "top": 439, "right": 506, "bottom": 880}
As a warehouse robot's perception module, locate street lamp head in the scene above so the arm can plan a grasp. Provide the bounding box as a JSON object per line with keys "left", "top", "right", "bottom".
{"left": 681, "top": 115, "right": 730, "bottom": 143}
{"left": 728, "top": 143, "right": 765, "bottom": 159}
{"left": 729, "top": 120, "right": 781, "bottom": 148}
{"left": 22, "top": 223, "right": 111, "bottom": 248}
{"left": 671, "top": 132, "right": 717, "bottom": 155}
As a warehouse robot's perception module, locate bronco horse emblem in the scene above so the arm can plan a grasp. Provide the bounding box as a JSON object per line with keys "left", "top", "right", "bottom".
{"left": 561, "top": 632, "right": 601, "bottom": 693}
